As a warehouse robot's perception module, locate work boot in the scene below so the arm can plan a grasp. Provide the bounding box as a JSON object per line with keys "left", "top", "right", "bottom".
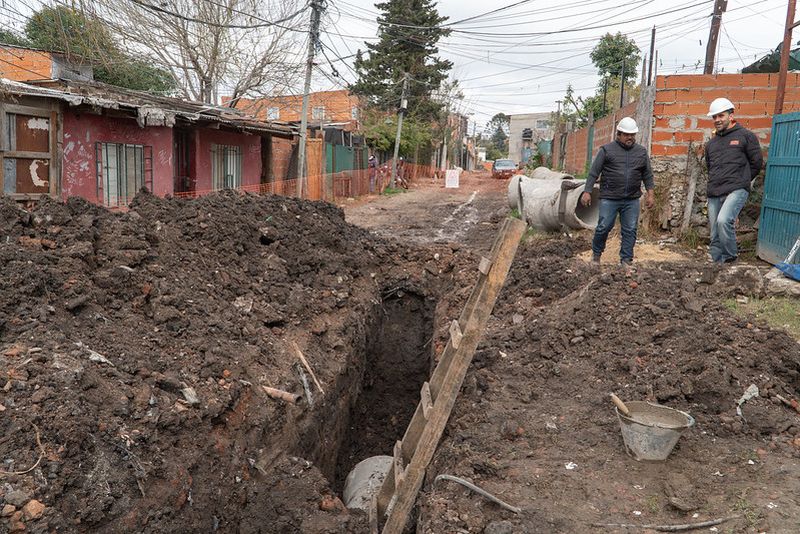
{"left": 591, "top": 254, "right": 601, "bottom": 269}
{"left": 620, "top": 260, "right": 634, "bottom": 275}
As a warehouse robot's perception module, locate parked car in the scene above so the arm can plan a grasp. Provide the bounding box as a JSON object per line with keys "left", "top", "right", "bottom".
{"left": 491, "top": 159, "right": 517, "bottom": 179}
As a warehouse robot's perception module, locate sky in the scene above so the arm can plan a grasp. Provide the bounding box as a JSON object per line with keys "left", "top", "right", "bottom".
{"left": 315, "top": 0, "right": 792, "bottom": 130}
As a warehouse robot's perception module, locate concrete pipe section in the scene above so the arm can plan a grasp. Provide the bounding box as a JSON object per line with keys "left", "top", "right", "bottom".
{"left": 507, "top": 166, "right": 599, "bottom": 231}
{"left": 342, "top": 455, "right": 392, "bottom": 512}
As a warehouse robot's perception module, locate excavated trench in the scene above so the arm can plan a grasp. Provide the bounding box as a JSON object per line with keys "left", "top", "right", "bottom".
{"left": 296, "top": 289, "right": 436, "bottom": 502}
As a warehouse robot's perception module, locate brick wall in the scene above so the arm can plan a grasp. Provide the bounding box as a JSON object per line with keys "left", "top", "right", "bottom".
{"left": 649, "top": 73, "right": 800, "bottom": 230}
{"left": 0, "top": 47, "right": 53, "bottom": 81}
{"left": 272, "top": 137, "right": 295, "bottom": 181}
{"left": 235, "top": 90, "right": 361, "bottom": 130}
{"left": 650, "top": 73, "right": 797, "bottom": 158}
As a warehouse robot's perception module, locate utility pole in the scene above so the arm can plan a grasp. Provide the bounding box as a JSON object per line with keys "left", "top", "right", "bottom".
{"left": 775, "top": 0, "right": 798, "bottom": 115}
{"left": 619, "top": 59, "right": 626, "bottom": 108}
{"left": 647, "top": 26, "right": 656, "bottom": 86}
{"left": 704, "top": 0, "right": 727, "bottom": 74}
{"left": 390, "top": 73, "right": 409, "bottom": 189}
{"left": 296, "top": 0, "right": 324, "bottom": 198}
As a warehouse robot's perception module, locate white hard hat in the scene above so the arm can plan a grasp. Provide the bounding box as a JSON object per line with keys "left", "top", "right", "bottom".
{"left": 616, "top": 117, "right": 639, "bottom": 134}
{"left": 707, "top": 97, "right": 735, "bottom": 116}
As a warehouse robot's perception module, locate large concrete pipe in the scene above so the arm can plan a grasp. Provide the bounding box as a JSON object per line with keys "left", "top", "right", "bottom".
{"left": 508, "top": 168, "right": 600, "bottom": 231}
{"left": 342, "top": 455, "right": 392, "bottom": 512}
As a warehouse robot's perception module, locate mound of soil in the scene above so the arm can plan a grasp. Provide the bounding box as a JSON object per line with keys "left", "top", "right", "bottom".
{"left": 421, "top": 238, "right": 800, "bottom": 533}
{"left": 0, "top": 192, "right": 461, "bottom": 533}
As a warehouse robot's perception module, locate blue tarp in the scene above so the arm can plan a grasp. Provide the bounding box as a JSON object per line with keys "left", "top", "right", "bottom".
{"left": 776, "top": 262, "right": 800, "bottom": 282}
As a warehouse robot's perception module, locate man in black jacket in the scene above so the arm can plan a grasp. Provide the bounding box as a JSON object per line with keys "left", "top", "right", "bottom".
{"left": 704, "top": 97, "right": 763, "bottom": 263}
{"left": 580, "top": 117, "right": 655, "bottom": 270}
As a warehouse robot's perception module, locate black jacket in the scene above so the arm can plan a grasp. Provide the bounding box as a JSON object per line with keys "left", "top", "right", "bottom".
{"left": 704, "top": 123, "right": 763, "bottom": 197}
{"left": 583, "top": 140, "right": 655, "bottom": 199}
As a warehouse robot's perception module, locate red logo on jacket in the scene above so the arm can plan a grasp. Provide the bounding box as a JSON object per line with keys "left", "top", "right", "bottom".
{"left": 729, "top": 140, "right": 740, "bottom": 145}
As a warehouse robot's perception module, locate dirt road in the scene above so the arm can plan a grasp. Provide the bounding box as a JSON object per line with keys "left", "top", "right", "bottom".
{"left": 344, "top": 171, "right": 508, "bottom": 254}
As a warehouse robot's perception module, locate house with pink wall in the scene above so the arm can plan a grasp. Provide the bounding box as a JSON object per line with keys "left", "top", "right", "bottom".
{"left": 0, "top": 75, "right": 294, "bottom": 207}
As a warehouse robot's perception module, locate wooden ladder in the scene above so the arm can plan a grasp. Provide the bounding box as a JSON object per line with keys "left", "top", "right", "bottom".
{"left": 370, "top": 217, "right": 527, "bottom": 534}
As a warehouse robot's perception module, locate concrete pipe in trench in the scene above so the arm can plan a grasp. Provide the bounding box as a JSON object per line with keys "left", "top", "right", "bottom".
{"left": 342, "top": 455, "right": 392, "bottom": 512}
{"left": 508, "top": 167, "right": 600, "bottom": 231}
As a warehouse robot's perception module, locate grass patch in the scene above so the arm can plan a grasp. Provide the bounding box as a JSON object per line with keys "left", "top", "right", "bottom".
{"left": 724, "top": 296, "right": 800, "bottom": 340}
{"left": 733, "top": 491, "right": 763, "bottom": 528}
{"left": 382, "top": 186, "right": 406, "bottom": 195}
{"left": 510, "top": 208, "right": 521, "bottom": 219}
{"left": 680, "top": 227, "right": 702, "bottom": 251}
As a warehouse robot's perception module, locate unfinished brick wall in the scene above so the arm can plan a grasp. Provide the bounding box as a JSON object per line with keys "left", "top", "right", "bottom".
{"left": 650, "top": 73, "right": 797, "bottom": 229}
{"left": 0, "top": 48, "right": 53, "bottom": 81}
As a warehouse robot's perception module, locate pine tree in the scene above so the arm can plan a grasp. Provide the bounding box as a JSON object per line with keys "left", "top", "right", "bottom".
{"left": 351, "top": 0, "right": 452, "bottom": 121}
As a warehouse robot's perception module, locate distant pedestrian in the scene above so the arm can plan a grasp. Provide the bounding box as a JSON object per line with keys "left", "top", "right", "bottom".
{"left": 703, "top": 97, "right": 763, "bottom": 264}
{"left": 368, "top": 154, "right": 377, "bottom": 193}
{"left": 580, "top": 117, "right": 655, "bottom": 271}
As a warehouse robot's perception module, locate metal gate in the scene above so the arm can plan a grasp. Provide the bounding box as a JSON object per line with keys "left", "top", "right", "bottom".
{"left": 757, "top": 112, "right": 800, "bottom": 264}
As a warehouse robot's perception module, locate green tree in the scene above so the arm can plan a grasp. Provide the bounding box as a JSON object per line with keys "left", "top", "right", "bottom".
{"left": 0, "top": 29, "right": 30, "bottom": 47}
{"left": 487, "top": 113, "right": 509, "bottom": 154}
{"left": 351, "top": 0, "right": 453, "bottom": 122}
{"left": 558, "top": 33, "right": 642, "bottom": 128}
{"left": 362, "top": 109, "right": 432, "bottom": 157}
{"left": 590, "top": 32, "right": 641, "bottom": 85}
{"left": 24, "top": 6, "right": 174, "bottom": 93}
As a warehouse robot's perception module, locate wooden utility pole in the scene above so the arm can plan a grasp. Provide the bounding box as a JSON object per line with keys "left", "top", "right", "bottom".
{"left": 704, "top": 0, "right": 728, "bottom": 74}
{"left": 296, "top": 0, "right": 324, "bottom": 197}
{"left": 619, "top": 59, "right": 626, "bottom": 108}
{"left": 390, "top": 73, "right": 409, "bottom": 189}
{"left": 647, "top": 26, "right": 656, "bottom": 86}
{"left": 775, "top": 0, "right": 798, "bottom": 115}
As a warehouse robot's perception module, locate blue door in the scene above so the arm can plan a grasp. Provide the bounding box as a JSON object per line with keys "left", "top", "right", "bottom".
{"left": 757, "top": 112, "right": 800, "bottom": 264}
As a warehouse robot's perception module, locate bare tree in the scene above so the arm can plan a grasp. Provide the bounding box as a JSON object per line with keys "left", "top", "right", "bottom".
{"left": 82, "top": 0, "right": 307, "bottom": 104}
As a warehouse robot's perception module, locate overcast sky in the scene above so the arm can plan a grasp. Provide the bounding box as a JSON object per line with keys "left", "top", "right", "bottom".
{"left": 317, "top": 0, "right": 790, "bottom": 130}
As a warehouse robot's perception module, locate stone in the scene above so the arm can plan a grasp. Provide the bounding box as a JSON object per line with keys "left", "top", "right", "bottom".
{"left": 22, "top": 499, "right": 45, "bottom": 520}
{"left": 9, "top": 511, "right": 25, "bottom": 532}
{"left": 4, "top": 490, "right": 31, "bottom": 507}
{"left": 1, "top": 504, "right": 15, "bottom": 517}
{"left": 484, "top": 519, "right": 515, "bottom": 534}
{"left": 318, "top": 494, "right": 345, "bottom": 513}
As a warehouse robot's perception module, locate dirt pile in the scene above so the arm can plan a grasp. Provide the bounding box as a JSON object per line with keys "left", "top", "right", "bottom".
{"left": 0, "top": 191, "right": 461, "bottom": 533}
{"left": 421, "top": 237, "right": 800, "bottom": 533}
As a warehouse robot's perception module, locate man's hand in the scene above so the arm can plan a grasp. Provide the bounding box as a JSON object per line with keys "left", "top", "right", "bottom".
{"left": 580, "top": 192, "right": 592, "bottom": 207}
{"left": 645, "top": 190, "right": 655, "bottom": 209}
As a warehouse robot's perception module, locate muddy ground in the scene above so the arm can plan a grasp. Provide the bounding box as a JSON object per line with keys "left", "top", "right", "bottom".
{"left": 1, "top": 170, "right": 799, "bottom": 533}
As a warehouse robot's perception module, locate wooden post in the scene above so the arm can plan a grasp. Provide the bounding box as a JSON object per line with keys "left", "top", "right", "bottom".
{"left": 775, "top": 0, "right": 798, "bottom": 115}
{"left": 704, "top": 0, "right": 728, "bottom": 74}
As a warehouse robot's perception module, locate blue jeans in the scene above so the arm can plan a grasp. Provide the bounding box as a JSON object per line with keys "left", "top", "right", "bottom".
{"left": 708, "top": 188, "right": 749, "bottom": 263}
{"left": 592, "top": 198, "right": 640, "bottom": 263}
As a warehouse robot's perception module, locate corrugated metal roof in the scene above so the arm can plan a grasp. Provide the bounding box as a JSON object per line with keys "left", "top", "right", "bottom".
{"left": 0, "top": 78, "right": 297, "bottom": 138}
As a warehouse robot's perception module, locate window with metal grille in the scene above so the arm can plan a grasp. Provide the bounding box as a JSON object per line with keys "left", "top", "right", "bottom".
{"left": 267, "top": 107, "right": 280, "bottom": 120}
{"left": 95, "top": 143, "right": 152, "bottom": 207}
{"left": 211, "top": 144, "right": 242, "bottom": 190}
{"left": 312, "top": 106, "right": 325, "bottom": 120}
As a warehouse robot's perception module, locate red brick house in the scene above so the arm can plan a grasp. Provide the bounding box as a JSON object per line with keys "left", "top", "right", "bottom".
{"left": 232, "top": 90, "right": 363, "bottom": 131}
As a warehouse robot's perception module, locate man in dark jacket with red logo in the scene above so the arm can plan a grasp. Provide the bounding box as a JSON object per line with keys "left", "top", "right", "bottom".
{"left": 704, "top": 97, "right": 763, "bottom": 264}
{"left": 580, "top": 117, "right": 655, "bottom": 271}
